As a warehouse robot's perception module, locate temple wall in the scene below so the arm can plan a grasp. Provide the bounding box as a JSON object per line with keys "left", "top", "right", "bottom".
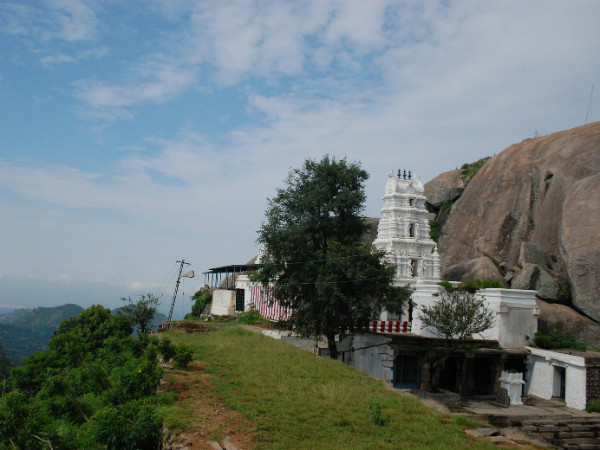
{"left": 210, "top": 289, "right": 236, "bottom": 316}
{"left": 525, "top": 347, "right": 587, "bottom": 410}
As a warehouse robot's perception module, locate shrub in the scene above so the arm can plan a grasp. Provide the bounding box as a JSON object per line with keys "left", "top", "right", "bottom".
{"left": 237, "top": 309, "right": 268, "bottom": 325}
{"left": 173, "top": 345, "right": 194, "bottom": 369}
{"left": 190, "top": 289, "right": 212, "bottom": 318}
{"left": 367, "top": 398, "right": 387, "bottom": 426}
{"left": 534, "top": 330, "right": 586, "bottom": 351}
{"left": 587, "top": 400, "right": 600, "bottom": 413}
{"left": 460, "top": 156, "right": 491, "bottom": 181}
{"left": 429, "top": 219, "right": 439, "bottom": 243}
{"left": 158, "top": 337, "right": 176, "bottom": 362}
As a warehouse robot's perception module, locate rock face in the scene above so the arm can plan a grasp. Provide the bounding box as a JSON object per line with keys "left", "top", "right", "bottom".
{"left": 436, "top": 122, "right": 600, "bottom": 321}
{"left": 443, "top": 256, "right": 506, "bottom": 286}
{"left": 424, "top": 169, "right": 465, "bottom": 209}
{"left": 536, "top": 300, "right": 600, "bottom": 349}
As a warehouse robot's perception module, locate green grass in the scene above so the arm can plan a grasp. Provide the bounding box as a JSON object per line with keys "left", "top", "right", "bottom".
{"left": 166, "top": 326, "right": 501, "bottom": 450}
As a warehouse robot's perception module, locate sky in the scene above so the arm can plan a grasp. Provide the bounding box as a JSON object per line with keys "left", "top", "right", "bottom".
{"left": 1, "top": 0, "right": 599, "bottom": 317}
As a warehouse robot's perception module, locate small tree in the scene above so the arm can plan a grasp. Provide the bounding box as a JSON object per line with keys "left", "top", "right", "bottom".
{"left": 417, "top": 286, "right": 495, "bottom": 392}
{"left": 120, "top": 294, "right": 160, "bottom": 337}
{"left": 418, "top": 289, "right": 495, "bottom": 342}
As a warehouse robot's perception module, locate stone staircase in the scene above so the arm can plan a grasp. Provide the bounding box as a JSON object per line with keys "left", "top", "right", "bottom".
{"left": 488, "top": 414, "right": 600, "bottom": 450}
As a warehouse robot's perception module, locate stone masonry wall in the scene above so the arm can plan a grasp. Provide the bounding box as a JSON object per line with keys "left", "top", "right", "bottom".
{"left": 586, "top": 366, "right": 600, "bottom": 406}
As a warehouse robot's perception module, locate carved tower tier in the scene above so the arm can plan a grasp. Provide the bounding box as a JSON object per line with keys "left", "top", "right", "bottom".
{"left": 373, "top": 169, "right": 440, "bottom": 286}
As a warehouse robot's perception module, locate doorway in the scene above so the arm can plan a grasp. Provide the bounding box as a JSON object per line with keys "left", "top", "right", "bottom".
{"left": 235, "top": 289, "right": 245, "bottom": 312}
{"left": 553, "top": 366, "right": 566, "bottom": 399}
{"left": 393, "top": 355, "right": 420, "bottom": 389}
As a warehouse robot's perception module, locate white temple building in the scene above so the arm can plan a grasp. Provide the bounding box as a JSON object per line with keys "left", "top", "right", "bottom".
{"left": 373, "top": 169, "right": 441, "bottom": 286}
{"left": 371, "top": 169, "right": 538, "bottom": 349}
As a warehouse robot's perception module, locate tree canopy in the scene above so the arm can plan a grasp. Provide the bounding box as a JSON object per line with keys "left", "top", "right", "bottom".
{"left": 254, "top": 156, "right": 409, "bottom": 359}
{"left": 119, "top": 293, "right": 160, "bottom": 337}
{"left": 0, "top": 304, "right": 187, "bottom": 450}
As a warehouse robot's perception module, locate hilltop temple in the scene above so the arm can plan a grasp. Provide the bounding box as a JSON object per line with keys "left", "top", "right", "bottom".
{"left": 373, "top": 169, "right": 440, "bottom": 286}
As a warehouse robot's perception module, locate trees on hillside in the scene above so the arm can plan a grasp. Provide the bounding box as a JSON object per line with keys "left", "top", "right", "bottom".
{"left": 254, "top": 156, "right": 409, "bottom": 359}
{"left": 0, "top": 304, "right": 186, "bottom": 450}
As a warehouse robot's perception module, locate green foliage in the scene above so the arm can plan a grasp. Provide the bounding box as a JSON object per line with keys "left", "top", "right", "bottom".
{"left": 558, "top": 282, "right": 572, "bottom": 303}
{"left": 0, "top": 342, "right": 15, "bottom": 379}
{"left": 172, "top": 345, "right": 194, "bottom": 369}
{"left": 90, "top": 400, "right": 162, "bottom": 450}
{"left": 459, "top": 279, "right": 504, "bottom": 293}
{"left": 158, "top": 337, "right": 176, "bottom": 362}
{"left": 418, "top": 290, "right": 495, "bottom": 342}
{"left": 460, "top": 156, "right": 491, "bottom": 181}
{"left": 0, "top": 305, "right": 167, "bottom": 450}
{"left": 119, "top": 293, "right": 160, "bottom": 336}
{"left": 438, "top": 279, "right": 504, "bottom": 294}
{"left": 367, "top": 398, "right": 387, "bottom": 426}
{"left": 429, "top": 219, "right": 440, "bottom": 243}
{"left": 237, "top": 309, "right": 269, "bottom": 325}
{"left": 441, "top": 199, "right": 454, "bottom": 213}
{"left": 166, "top": 326, "right": 500, "bottom": 450}
{"left": 254, "top": 156, "right": 407, "bottom": 359}
{"left": 0, "top": 304, "right": 84, "bottom": 362}
{"left": 586, "top": 400, "right": 600, "bottom": 413}
{"left": 190, "top": 289, "right": 212, "bottom": 318}
{"left": 534, "top": 330, "right": 586, "bottom": 351}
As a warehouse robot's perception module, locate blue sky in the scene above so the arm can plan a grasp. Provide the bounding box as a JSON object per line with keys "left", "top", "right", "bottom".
{"left": 1, "top": 0, "right": 599, "bottom": 317}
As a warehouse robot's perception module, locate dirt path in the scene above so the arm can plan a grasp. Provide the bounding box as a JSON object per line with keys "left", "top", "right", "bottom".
{"left": 162, "top": 360, "right": 256, "bottom": 450}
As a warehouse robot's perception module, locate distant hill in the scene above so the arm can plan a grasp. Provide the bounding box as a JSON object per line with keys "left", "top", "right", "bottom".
{"left": 0, "top": 304, "right": 168, "bottom": 362}
{"left": 0, "top": 304, "right": 84, "bottom": 361}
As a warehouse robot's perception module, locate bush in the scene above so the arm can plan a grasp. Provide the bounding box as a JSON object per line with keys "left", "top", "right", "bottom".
{"left": 438, "top": 279, "right": 504, "bottom": 294}
{"left": 429, "top": 219, "right": 439, "bottom": 243}
{"left": 0, "top": 305, "right": 165, "bottom": 450}
{"left": 190, "top": 289, "right": 212, "bottom": 318}
{"left": 587, "top": 400, "right": 600, "bottom": 413}
{"left": 534, "top": 330, "right": 586, "bottom": 351}
{"left": 158, "top": 337, "right": 176, "bottom": 362}
{"left": 173, "top": 345, "right": 194, "bottom": 369}
{"left": 237, "top": 309, "right": 268, "bottom": 325}
{"left": 461, "top": 156, "right": 491, "bottom": 181}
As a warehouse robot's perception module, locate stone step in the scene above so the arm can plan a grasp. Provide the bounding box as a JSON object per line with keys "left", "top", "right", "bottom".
{"left": 559, "top": 439, "right": 600, "bottom": 450}
{"left": 488, "top": 413, "right": 600, "bottom": 450}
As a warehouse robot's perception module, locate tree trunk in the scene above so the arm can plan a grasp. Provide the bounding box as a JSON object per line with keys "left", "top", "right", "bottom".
{"left": 327, "top": 336, "right": 339, "bottom": 360}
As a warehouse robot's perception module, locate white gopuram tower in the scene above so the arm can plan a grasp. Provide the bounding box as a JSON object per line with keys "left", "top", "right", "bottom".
{"left": 373, "top": 169, "right": 440, "bottom": 287}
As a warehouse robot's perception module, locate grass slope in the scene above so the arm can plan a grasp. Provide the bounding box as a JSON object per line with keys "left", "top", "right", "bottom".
{"left": 167, "top": 326, "right": 502, "bottom": 450}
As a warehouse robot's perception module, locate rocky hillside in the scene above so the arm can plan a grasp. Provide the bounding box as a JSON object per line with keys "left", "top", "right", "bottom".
{"left": 425, "top": 121, "right": 600, "bottom": 346}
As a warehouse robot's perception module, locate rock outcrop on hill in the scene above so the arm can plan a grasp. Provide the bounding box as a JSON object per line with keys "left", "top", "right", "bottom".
{"left": 426, "top": 122, "right": 600, "bottom": 344}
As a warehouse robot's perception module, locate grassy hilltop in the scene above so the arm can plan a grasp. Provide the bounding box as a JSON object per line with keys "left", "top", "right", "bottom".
{"left": 162, "top": 325, "right": 512, "bottom": 450}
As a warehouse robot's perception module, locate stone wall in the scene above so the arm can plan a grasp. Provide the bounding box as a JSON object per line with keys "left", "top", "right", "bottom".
{"left": 338, "top": 334, "right": 394, "bottom": 384}
{"left": 586, "top": 365, "right": 600, "bottom": 406}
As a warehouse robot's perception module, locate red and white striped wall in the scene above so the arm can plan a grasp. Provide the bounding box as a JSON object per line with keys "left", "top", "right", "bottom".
{"left": 368, "top": 320, "right": 411, "bottom": 334}
{"left": 250, "top": 285, "right": 293, "bottom": 322}
{"left": 250, "top": 285, "right": 411, "bottom": 334}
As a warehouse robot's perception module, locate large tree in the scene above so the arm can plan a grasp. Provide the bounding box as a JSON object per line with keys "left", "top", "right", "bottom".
{"left": 254, "top": 156, "right": 408, "bottom": 359}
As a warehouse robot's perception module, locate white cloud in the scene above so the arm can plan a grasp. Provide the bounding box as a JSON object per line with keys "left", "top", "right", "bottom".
{"left": 0, "top": 0, "right": 98, "bottom": 42}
